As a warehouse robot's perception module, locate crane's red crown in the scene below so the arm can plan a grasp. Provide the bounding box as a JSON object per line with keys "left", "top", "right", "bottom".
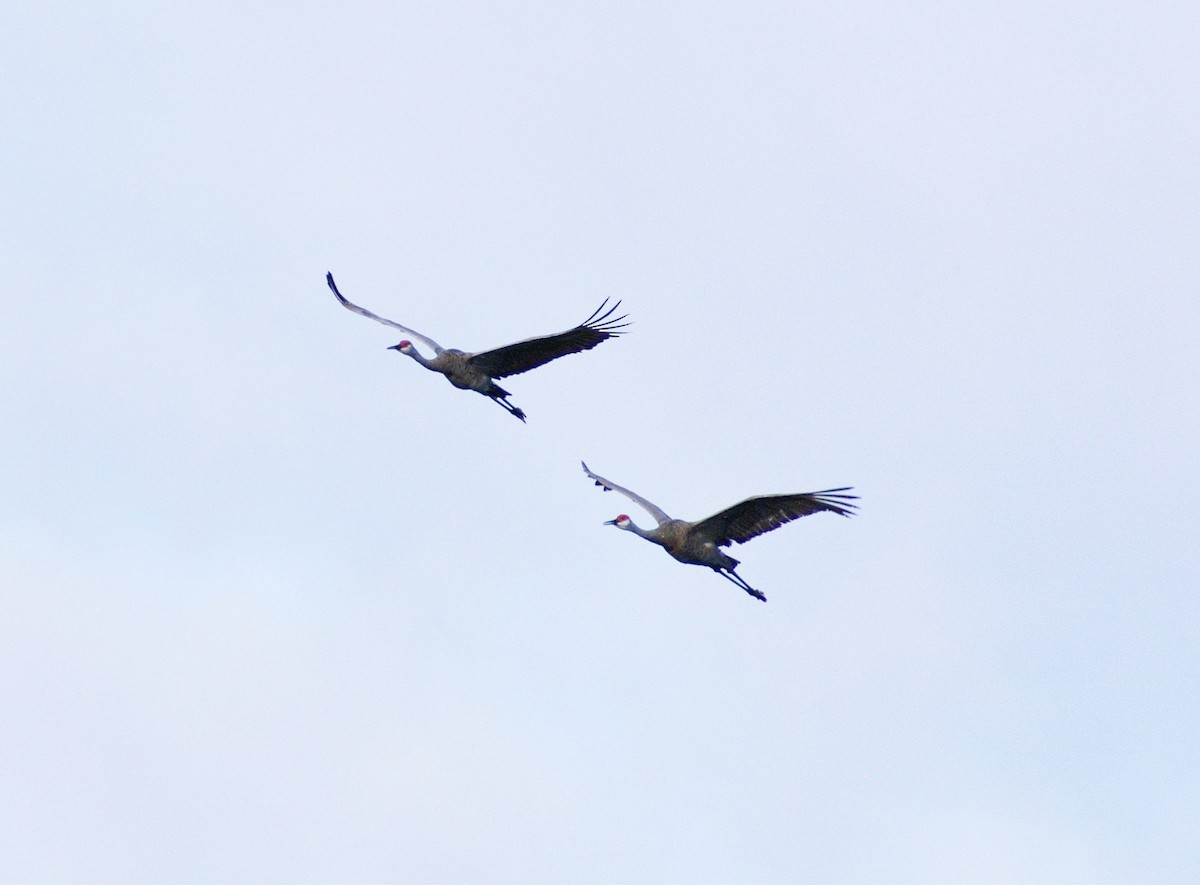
{"left": 616, "top": 514, "right": 630, "bottom": 524}
{"left": 398, "top": 340, "right": 411, "bottom": 349}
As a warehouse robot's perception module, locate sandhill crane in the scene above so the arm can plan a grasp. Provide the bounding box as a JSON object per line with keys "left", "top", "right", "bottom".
{"left": 582, "top": 462, "right": 857, "bottom": 602}
{"left": 326, "top": 273, "right": 629, "bottom": 422}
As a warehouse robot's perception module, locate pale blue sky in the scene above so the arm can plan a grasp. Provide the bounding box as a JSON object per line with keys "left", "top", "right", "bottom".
{"left": 2, "top": 2, "right": 1198, "bottom": 882}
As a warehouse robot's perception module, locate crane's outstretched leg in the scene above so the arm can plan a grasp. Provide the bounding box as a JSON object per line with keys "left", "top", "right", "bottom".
{"left": 488, "top": 394, "right": 527, "bottom": 422}
{"left": 717, "top": 568, "right": 766, "bottom": 602}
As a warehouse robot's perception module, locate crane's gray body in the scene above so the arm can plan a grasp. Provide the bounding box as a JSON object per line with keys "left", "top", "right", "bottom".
{"left": 397, "top": 345, "right": 516, "bottom": 410}
{"left": 422, "top": 349, "right": 482, "bottom": 390}
{"left": 630, "top": 518, "right": 742, "bottom": 573}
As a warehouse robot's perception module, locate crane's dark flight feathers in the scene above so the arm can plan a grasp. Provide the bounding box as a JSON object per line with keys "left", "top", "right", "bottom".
{"left": 469, "top": 299, "right": 629, "bottom": 378}
{"left": 695, "top": 490, "right": 859, "bottom": 547}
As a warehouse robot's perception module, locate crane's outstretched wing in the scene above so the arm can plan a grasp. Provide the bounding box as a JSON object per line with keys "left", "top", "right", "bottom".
{"left": 326, "top": 273, "right": 443, "bottom": 353}
{"left": 691, "top": 489, "right": 858, "bottom": 547}
{"left": 469, "top": 300, "right": 629, "bottom": 378}
{"left": 581, "top": 461, "right": 671, "bottom": 525}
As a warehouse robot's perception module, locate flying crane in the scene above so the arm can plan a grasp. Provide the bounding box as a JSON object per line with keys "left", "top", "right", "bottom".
{"left": 582, "top": 461, "right": 857, "bottom": 601}
{"left": 327, "top": 273, "right": 628, "bottom": 422}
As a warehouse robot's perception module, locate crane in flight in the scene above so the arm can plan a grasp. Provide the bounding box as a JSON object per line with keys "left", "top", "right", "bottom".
{"left": 326, "top": 273, "right": 629, "bottom": 422}
{"left": 582, "top": 462, "right": 857, "bottom": 602}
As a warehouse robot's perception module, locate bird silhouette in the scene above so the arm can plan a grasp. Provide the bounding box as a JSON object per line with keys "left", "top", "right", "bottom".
{"left": 582, "top": 461, "right": 857, "bottom": 601}
{"left": 327, "top": 272, "right": 628, "bottom": 422}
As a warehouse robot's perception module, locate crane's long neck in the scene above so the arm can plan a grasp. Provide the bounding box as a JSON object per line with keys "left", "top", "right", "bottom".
{"left": 395, "top": 346, "right": 437, "bottom": 371}
{"left": 625, "top": 520, "right": 665, "bottom": 547}
{"left": 410, "top": 350, "right": 436, "bottom": 370}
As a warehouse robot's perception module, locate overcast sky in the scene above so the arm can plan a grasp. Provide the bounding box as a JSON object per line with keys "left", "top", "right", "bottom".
{"left": 2, "top": 2, "right": 1198, "bottom": 882}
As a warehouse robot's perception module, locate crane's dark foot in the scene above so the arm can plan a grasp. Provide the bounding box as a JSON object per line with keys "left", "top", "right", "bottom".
{"left": 744, "top": 586, "right": 767, "bottom": 602}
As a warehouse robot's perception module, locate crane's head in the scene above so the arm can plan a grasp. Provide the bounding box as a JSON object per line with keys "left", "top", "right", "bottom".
{"left": 388, "top": 340, "right": 414, "bottom": 354}
{"left": 603, "top": 514, "right": 632, "bottom": 529}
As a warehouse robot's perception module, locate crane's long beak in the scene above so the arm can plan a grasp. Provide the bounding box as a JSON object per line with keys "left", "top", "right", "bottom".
{"left": 602, "top": 518, "right": 617, "bottom": 526}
